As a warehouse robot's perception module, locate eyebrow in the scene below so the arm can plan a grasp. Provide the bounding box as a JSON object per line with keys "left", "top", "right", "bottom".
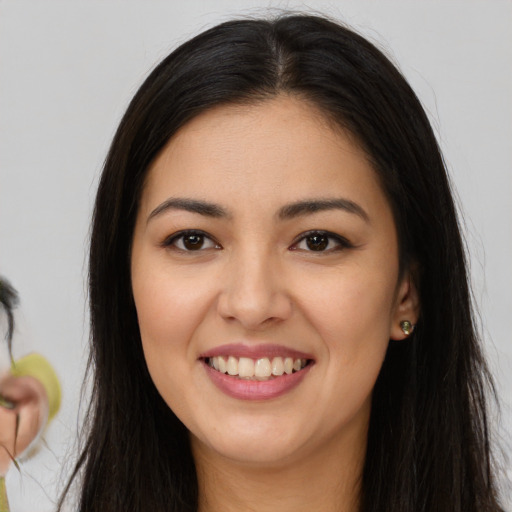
{"left": 147, "top": 197, "right": 369, "bottom": 224}
{"left": 147, "top": 198, "right": 230, "bottom": 223}
{"left": 278, "top": 198, "right": 369, "bottom": 222}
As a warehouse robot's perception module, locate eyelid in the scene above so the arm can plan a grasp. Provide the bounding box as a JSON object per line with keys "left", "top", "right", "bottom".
{"left": 290, "top": 230, "right": 353, "bottom": 252}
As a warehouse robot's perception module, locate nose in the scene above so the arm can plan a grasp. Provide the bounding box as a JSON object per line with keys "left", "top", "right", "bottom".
{"left": 216, "top": 248, "right": 293, "bottom": 330}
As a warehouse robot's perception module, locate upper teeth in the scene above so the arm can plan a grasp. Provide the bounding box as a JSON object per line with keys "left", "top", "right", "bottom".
{"left": 207, "top": 356, "right": 307, "bottom": 379}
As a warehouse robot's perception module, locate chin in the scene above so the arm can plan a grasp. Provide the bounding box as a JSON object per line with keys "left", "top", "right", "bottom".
{"left": 191, "top": 415, "right": 315, "bottom": 467}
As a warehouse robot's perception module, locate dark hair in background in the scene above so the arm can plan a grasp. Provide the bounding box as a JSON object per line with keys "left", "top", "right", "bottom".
{"left": 0, "top": 277, "right": 18, "bottom": 355}
{"left": 59, "top": 14, "right": 504, "bottom": 512}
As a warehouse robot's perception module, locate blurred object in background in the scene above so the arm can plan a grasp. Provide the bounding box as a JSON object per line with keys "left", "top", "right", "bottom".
{"left": 0, "top": 277, "right": 60, "bottom": 512}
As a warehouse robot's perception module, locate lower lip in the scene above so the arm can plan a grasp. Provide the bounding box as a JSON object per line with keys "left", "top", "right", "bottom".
{"left": 202, "top": 361, "right": 312, "bottom": 401}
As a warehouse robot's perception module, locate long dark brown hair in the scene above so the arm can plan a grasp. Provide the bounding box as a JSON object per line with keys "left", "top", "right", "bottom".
{"left": 60, "top": 14, "right": 504, "bottom": 511}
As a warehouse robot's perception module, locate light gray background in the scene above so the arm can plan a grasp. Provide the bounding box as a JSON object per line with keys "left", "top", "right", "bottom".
{"left": 1, "top": 1, "right": 511, "bottom": 510}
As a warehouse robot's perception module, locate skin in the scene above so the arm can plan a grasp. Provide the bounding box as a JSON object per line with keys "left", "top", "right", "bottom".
{"left": 0, "top": 374, "right": 48, "bottom": 475}
{"left": 131, "top": 95, "right": 419, "bottom": 512}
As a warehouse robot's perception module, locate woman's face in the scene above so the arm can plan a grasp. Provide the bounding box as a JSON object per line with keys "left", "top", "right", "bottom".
{"left": 131, "top": 96, "right": 417, "bottom": 467}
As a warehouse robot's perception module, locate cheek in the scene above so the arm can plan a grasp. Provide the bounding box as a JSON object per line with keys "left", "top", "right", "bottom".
{"left": 296, "top": 271, "right": 395, "bottom": 431}
{"left": 301, "top": 267, "right": 395, "bottom": 339}
{"left": 297, "top": 265, "right": 396, "bottom": 388}
{"left": 132, "top": 269, "right": 217, "bottom": 419}
{"left": 132, "top": 263, "right": 216, "bottom": 368}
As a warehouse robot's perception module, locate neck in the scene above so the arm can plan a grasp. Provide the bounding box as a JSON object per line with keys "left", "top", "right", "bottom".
{"left": 192, "top": 421, "right": 366, "bottom": 512}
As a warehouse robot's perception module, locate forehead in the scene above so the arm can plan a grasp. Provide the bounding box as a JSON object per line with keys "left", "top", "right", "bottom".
{"left": 141, "top": 95, "right": 389, "bottom": 221}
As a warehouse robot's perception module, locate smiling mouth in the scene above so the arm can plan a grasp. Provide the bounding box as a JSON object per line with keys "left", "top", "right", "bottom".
{"left": 204, "top": 356, "right": 311, "bottom": 381}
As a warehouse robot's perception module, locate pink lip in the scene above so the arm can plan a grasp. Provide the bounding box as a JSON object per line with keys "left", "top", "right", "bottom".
{"left": 202, "top": 361, "right": 312, "bottom": 401}
{"left": 199, "top": 343, "right": 314, "bottom": 360}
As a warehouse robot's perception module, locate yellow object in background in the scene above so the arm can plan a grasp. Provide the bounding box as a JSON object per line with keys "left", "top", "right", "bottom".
{"left": 10, "top": 353, "right": 61, "bottom": 422}
{"left": 0, "top": 354, "right": 61, "bottom": 512}
{"left": 0, "top": 477, "right": 8, "bottom": 512}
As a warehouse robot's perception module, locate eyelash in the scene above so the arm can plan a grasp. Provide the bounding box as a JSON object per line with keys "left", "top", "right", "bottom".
{"left": 162, "top": 230, "right": 353, "bottom": 253}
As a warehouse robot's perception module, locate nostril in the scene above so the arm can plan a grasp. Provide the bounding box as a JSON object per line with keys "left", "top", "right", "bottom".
{"left": 217, "top": 293, "right": 293, "bottom": 330}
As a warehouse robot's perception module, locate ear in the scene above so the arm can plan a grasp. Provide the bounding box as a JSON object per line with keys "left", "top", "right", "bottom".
{"left": 390, "top": 268, "right": 420, "bottom": 341}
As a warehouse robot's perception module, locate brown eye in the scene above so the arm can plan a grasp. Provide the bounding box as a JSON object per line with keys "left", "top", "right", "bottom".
{"left": 292, "top": 231, "right": 352, "bottom": 253}
{"left": 183, "top": 233, "right": 205, "bottom": 250}
{"left": 165, "top": 230, "right": 220, "bottom": 252}
{"left": 305, "top": 234, "right": 329, "bottom": 251}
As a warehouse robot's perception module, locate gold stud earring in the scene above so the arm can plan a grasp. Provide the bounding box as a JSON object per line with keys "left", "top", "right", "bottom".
{"left": 400, "top": 320, "right": 414, "bottom": 336}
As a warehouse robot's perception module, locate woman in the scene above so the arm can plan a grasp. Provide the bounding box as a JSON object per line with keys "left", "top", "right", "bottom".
{"left": 60, "top": 14, "right": 504, "bottom": 511}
